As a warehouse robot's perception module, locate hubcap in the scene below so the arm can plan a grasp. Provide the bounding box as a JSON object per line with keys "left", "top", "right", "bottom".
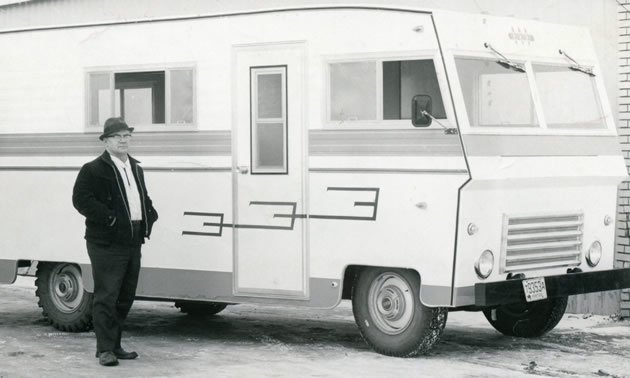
{"left": 49, "top": 264, "right": 84, "bottom": 314}
{"left": 368, "top": 273, "right": 415, "bottom": 335}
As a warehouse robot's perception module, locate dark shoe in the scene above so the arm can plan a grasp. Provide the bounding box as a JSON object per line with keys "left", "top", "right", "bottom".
{"left": 96, "top": 349, "right": 138, "bottom": 360}
{"left": 113, "top": 348, "right": 138, "bottom": 360}
{"left": 98, "top": 351, "right": 118, "bottom": 366}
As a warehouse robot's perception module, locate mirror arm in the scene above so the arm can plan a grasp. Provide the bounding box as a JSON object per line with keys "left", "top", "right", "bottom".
{"left": 421, "top": 111, "right": 458, "bottom": 135}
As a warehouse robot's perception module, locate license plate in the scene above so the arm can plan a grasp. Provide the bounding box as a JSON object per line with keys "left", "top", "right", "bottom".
{"left": 522, "top": 277, "right": 548, "bottom": 302}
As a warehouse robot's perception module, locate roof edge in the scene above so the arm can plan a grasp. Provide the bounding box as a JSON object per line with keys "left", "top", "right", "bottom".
{"left": 0, "top": 4, "right": 433, "bottom": 34}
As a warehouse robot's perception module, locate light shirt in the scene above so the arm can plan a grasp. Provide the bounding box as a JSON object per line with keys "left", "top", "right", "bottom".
{"left": 109, "top": 153, "right": 143, "bottom": 221}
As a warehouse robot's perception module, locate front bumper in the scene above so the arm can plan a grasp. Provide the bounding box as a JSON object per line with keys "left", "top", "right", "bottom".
{"left": 474, "top": 268, "right": 630, "bottom": 307}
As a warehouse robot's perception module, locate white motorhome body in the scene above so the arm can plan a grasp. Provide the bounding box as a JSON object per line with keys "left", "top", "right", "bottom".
{"left": 1, "top": 5, "right": 628, "bottom": 356}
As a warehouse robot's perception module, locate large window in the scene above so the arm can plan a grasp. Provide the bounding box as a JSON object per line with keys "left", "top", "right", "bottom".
{"left": 532, "top": 64, "right": 606, "bottom": 129}
{"left": 87, "top": 67, "right": 194, "bottom": 127}
{"left": 455, "top": 57, "right": 537, "bottom": 128}
{"left": 328, "top": 58, "right": 446, "bottom": 123}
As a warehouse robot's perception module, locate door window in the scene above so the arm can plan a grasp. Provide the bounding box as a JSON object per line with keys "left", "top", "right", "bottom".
{"left": 250, "top": 66, "right": 288, "bottom": 174}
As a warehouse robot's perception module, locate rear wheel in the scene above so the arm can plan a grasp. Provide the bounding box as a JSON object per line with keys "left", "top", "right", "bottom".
{"left": 175, "top": 301, "right": 228, "bottom": 316}
{"left": 35, "top": 262, "right": 93, "bottom": 332}
{"left": 351, "top": 268, "right": 447, "bottom": 357}
{"left": 483, "top": 296, "right": 568, "bottom": 337}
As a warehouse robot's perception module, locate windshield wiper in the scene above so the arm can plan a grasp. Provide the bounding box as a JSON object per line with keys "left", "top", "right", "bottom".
{"left": 484, "top": 43, "right": 526, "bottom": 73}
{"left": 559, "top": 49, "right": 595, "bottom": 76}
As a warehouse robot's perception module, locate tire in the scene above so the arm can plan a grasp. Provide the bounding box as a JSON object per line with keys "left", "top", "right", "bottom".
{"left": 175, "top": 301, "right": 228, "bottom": 316}
{"left": 482, "top": 296, "right": 568, "bottom": 338}
{"left": 351, "top": 268, "right": 447, "bottom": 357}
{"left": 35, "top": 262, "right": 93, "bottom": 332}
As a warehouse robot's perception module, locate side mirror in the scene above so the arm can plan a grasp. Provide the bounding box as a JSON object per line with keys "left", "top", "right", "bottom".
{"left": 411, "top": 95, "right": 432, "bottom": 127}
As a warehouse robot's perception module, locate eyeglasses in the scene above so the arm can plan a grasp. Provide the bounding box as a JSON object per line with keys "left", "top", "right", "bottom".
{"left": 108, "top": 134, "right": 133, "bottom": 141}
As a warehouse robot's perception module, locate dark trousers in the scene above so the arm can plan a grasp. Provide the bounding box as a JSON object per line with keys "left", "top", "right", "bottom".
{"left": 87, "top": 237, "right": 141, "bottom": 353}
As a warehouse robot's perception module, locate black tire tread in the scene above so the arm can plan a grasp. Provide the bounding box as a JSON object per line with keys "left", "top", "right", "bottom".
{"left": 352, "top": 268, "right": 447, "bottom": 357}
{"left": 364, "top": 306, "right": 448, "bottom": 358}
{"left": 175, "top": 301, "right": 228, "bottom": 316}
{"left": 483, "top": 296, "right": 568, "bottom": 338}
{"left": 35, "top": 263, "right": 93, "bottom": 332}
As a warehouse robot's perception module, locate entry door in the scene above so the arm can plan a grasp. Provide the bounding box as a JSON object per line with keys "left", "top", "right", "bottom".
{"left": 232, "top": 43, "right": 307, "bottom": 298}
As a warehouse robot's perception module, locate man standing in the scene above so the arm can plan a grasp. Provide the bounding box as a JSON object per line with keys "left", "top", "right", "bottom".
{"left": 73, "top": 117, "right": 158, "bottom": 366}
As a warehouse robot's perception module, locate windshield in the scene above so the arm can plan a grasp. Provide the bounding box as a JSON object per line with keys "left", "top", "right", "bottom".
{"left": 454, "top": 57, "right": 608, "bottom": 130}
{"left": 455, "top": 57, "right": 538, "bottom": 127}
{"left": 532, "top": 64, "right": 606, "bottom": 129}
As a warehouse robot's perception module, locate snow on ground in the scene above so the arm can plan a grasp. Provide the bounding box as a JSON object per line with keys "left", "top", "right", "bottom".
{"left": 1, "top": 277, "right": 629, "bottom": 377}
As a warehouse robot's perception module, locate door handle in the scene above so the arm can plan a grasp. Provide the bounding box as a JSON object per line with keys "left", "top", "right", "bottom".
{"left": 236, "top": 166, "right": 249, "bottom": 174}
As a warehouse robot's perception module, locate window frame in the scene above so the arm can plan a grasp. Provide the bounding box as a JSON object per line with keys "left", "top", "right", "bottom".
{"left": 323, "top": 52, "right": 452, "bottom": 130}
{"left": 250, "top": 65, "right": 289, "bottom": 175}
{"left": 84, "top": 63, "right": 197, "bottom": 132}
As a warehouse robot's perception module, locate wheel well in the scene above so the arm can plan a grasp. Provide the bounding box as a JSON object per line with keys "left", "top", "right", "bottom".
{"left": 341, "top": 266, "right": 359, "bottom": 300}
{"left": 16, "top": 260, "right": 38, "bottom": 276}
{"left": 341, "top": 265, "right": 422, "bottom": 300}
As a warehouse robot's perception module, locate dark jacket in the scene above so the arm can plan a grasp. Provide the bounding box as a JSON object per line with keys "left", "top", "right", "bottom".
{"left": 73, "top": 151, "right": 158, "bottom": 246}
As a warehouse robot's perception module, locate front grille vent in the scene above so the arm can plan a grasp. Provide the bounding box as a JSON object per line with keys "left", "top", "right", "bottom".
{"left": 501, "top": 212, "right": 583, "bottom": 273}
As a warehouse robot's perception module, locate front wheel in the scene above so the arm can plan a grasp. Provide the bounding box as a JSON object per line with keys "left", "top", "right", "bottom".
{"left": 35, "top": 262, "right": 93, "bottom": 332}
{"left": 482, "top": 296, "right": 568, "bottom": 337}
{"left": 351, "top": 268, "right": 447, "bottom": 357}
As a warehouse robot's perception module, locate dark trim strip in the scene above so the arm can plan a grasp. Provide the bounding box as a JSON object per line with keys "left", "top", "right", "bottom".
{"left": 474, "top": 268, "right": 630, "bottom": 307}
{"left": 0, "top": 131, "right": 231, "bottom": 157}
{"left": 464, "top": 134, "right": 623, "bottom": 157}
{"left": 0, "top": 6, "right": 432, "bottom": 35}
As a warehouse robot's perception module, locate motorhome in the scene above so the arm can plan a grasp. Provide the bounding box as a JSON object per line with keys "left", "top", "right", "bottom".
{"left": 1, "top": 4, "right": 629, "bottom": 357}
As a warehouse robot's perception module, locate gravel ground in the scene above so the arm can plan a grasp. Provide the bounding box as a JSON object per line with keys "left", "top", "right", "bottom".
{"left": 1, "top": 277, "right": 630, "bottom": 378}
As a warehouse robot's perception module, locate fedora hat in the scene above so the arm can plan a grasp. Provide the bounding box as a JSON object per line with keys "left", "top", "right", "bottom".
{"left": 99, "top": 117, "right": 134, "bottom": 140}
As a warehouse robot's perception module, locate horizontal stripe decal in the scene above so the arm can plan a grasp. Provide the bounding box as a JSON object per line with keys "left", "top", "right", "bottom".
{"left": 309, "top": 129, "right": 464, "bottom": 156}
{"left": 0, "top": 131, "right": 231, "bottom": 156}
{"left": 0, "top": 166, "right": 80, "bottom": 171}
{"left": 420, "top": 285, "right": 452, "bottom": 306}
{"left": 309, "top": 168, "right": 468, "bottom": 174}
{"left": 464, "top": 135, "right": 623, "bottom": 157}
{"left": 0, "top": 129, "right": 466, "bottom": 158}
{"left": 452, "top": 285, "right": 475, "bottom": 306}
{"left": 0, "top": 166, "right": 232, "bottom": 172}
{"left": 2, "top": 167, "right": 466, "bottom": 174}
{"left": 80, "top": 265, "right": 341, "bottom": 308}
{"left": 0, "top": 259, "right": 18, "bottom": 284}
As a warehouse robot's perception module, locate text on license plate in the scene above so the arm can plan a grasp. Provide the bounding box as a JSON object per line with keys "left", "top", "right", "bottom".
{"left": 522, "top": 277, "right": 548, "bottom": 302}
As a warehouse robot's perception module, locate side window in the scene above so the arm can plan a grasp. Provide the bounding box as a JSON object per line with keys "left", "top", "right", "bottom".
{"left": 383, "top": 60, "right": 446, "bottom": 120}
{"left": 87, "top": 67, "right": 194, "bottom": 128}
{"left": 330, "top": 62, "right": 377, "bottom": 121}
{"left": 250, "top": 66, "right": 287, "bottom": 174}
{"left": 115, "top": 71, "right": 165, "bottom": 125}
{"left": 328, "top": 58, "right": 446, "bottom": 123}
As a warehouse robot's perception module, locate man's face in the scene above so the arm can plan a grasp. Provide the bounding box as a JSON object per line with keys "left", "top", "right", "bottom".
{"left": 104, "top": 132, "right": 133, "bottom": 157}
